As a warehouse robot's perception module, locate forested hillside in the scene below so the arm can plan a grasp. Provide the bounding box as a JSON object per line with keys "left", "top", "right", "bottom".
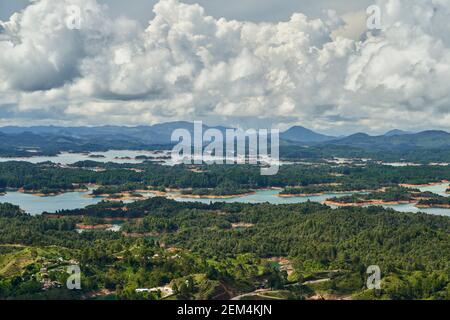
{"left": 0, "top": 198, "right": 448, "bottom": 300}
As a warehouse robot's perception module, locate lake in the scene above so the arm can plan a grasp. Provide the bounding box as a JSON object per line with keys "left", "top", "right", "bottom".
{"left": 0, "top": 150, "right": 294, "bottom": 167}
{"left": 174, "top": 184, "right": 450, "bottom": 217}
{"left": 1, "top": 178, "right": 449, "bottom": 217}
{"left": 0, "top": 150, "right": 172, "bottom": 165}
{"left": 2, "top": 184, "right": 450, "bottom": 217}
{"left": 0, "top": 190, "right": 102, "bottom": 215}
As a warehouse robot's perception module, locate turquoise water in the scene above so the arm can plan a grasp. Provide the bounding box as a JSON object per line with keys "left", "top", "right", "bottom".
{"left": 0, "top": 190, "right": 101, "bottom": 215}
{"left": 414, "top": 183, "right": 449, "bottom": 196}
{"left": 381, "top": 203, "right": 450, "bottom": 216}
{"left": 381, "top": 183, "right": 450, "bottom": 216}
{"left": 174, "top": 184, "right": 450, "bottom": 217}
{"left": 1, "top": 184, "right": 449, "bottom": 217}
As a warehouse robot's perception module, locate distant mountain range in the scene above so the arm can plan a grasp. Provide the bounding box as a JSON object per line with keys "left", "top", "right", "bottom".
{"left": 0, "top": 122, "right": 449, "bottom": 157}
{"left": 0, "top": 122, "right": 230, "bottom": 148}
{"left": 326, "top": 130, "right": 450, "bottom": 150}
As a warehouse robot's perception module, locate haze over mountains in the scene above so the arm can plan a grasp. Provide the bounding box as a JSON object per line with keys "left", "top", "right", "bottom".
{"left": 384, "top": 129, "right": 414, "bottom": 137}
{"left": 0, "top": 122, "right": 230, "bottom": 144}
{"left": 0, "top": 122, "right": 449, "bottom": 156}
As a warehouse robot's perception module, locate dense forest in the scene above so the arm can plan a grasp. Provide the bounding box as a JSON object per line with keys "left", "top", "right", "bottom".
{"left": 1, "top": 196, "right": 448, "bottom": 300}
{"left": 280, "top": 144, "right": 450, "bottom": 163}
{"left": 2, "top": 161, "right": 450, "bottom": 195}
{"left": 326, "top": 187, "right": 437, "bottom": 204}
{"left": 1, "top": 160, "right": 450, "bottom": 300}
{"left": 417, "top": 197, "right": 450, "bottom": 208}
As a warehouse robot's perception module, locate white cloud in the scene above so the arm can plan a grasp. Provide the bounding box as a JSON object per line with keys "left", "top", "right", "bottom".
{"left": 0, "top": 0, "right": 449, "bottom": 134}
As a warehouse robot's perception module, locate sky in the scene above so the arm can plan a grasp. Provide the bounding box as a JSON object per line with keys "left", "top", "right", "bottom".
{"left": 0, "top": 0, "right": 373, "bottom": 24}
{"left": 0, "top": 0, "right": 449, "bottom": 135}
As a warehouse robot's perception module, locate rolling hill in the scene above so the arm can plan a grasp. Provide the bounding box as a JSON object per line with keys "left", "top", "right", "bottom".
{"left": 327, "top": 130, "right": 450, "bottom": 150}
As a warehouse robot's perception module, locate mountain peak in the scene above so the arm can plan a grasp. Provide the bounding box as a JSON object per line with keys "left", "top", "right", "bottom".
{"left": 384, "top": 129, "right": 413, "bottom": 136}
{"left": 281, "top": 126, "right": 335, "bottom": 143}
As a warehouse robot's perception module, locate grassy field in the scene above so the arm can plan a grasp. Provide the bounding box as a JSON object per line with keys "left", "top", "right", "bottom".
{"left": 0, "top": 245, "right": 73, "bottom": 277}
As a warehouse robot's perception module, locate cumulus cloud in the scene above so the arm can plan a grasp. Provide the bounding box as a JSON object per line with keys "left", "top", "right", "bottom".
{"left": 0, "top": 0, "right": 450, "bottom": 134}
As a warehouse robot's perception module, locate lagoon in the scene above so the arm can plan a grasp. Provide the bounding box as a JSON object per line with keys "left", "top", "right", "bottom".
{"left": 1, "top": 184, "right": 449, "bottom": 217}
{"left": 174, "top": 184, "right": 450, "bottom": 217}
{"left": 0, "top": 190, "right": 101, "bottom": 215}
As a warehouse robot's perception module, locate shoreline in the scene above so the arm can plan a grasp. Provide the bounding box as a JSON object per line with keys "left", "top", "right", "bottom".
{"left": 44, "top": 214, "right": 139, "bottom": 222}
{"left": 279, "top": 193, "right": 323, "bottom": 198}
{"left": 84, "top": 189, "right": 152, "bottom": 201}
{"left": 400, "top": 180, "right": 450, "bottom": 188}
{"left": 75, "top": 223, "right": 113, "bottom": 230}
{"left": 323, "top": 199, "right": 416, "bottom": 207}
{"left": 175, "top": 191, "right": 257, "bottom": 199}
{"left": 17, "top": 188, "right": 89, "bottom": 197}
{"left": 416, "top": 203, "right": 450, "bottom": 209}
{"left": 278, "top": 188, "right": 381, "bottom": 198}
